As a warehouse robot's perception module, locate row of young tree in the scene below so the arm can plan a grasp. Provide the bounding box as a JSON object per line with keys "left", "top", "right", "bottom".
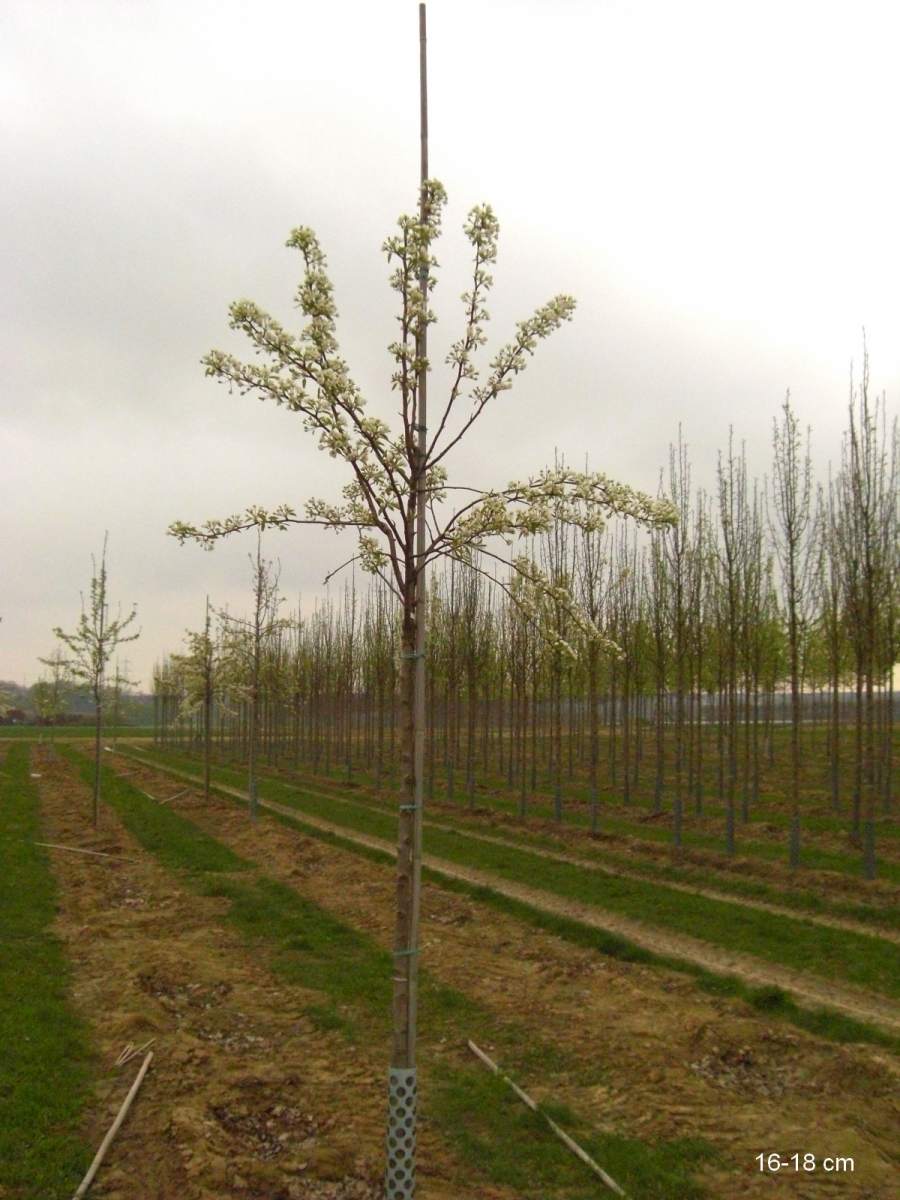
{"left": 29, "top": 650, "right": 138, "bottom": 731}
{"left": 156, "top": 377, "right": 897, "bottom": 878}
{"left": 31, "top": 536, "right": 141, "bottom": 825}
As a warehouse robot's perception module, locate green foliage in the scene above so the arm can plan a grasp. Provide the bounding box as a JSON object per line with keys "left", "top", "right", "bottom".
{"left": 53, "top": 536, "right": 139, "bottom": 702}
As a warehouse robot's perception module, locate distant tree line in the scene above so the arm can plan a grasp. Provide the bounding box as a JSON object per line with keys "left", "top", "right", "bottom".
{"left": 155, "top": 361, "right": 897, "bottom": 878}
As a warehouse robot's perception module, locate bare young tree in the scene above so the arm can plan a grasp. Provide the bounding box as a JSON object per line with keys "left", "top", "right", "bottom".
{"left": 171, "top": 598, "right": 218, "bottom": 800}
{"left": 53, "top": 535, "right": 139, "bottom": 826}
{"left": 33, "top": 646, "right": 72, "bottom": 742}
{"left": 715, "top": 433, "right": 744, "bottom": 854}
{"left": 836, "top": 352, "right": 897, "bottom": 878}
{"left": 663, "top": 430, "right": 692, "bottom": 850}
{"left": 106, "top": 658, "right": 138, "bottom": 750}
{"left": 217, "top": 536, "right": 285, "bottom": 823}
{"left": 577, "top": 517, "right": 610, "bottom": 834}
{"left": 769, "top": 392, "right": 814, "bottom": 867}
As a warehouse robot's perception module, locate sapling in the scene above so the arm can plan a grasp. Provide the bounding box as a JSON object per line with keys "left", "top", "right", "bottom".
{"left": 769, "top": 393, "right": 814, "bottom": 867}
{"left": 170, "top": 108, "right": 675, "bottom": 1200}
{"left": 53, "top": 535, "right": 139, "bottom": 826}
{"left": 170, "top": 598, "right": 218, "bottom": 800}
{"left": 33, "top": 646, "right": 72, "bottom": 743}
{"left": 215, "top": 535, "right": 286, "bottom": 821}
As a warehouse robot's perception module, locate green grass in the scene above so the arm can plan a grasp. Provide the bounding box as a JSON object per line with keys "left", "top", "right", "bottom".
{"left": 64, "top": 748, "right": 247, "bottom": 875}
{"left": 431, "top": 1063, "right": 711, "bottom": 1200}
{"left": 129, "top": 747, "right": 900, "bottom": 1003}
{"left": 419, "top": 771, "right": 900, "bottom": 881}
{"left": 273, "top": 761, "right": 900, "bottom": 931}
{"left": 0, "top": 726, "right": 154, "bottom": 740}
{"left": 0, "top": 745, "right": 94, "bottom": 1199}
{"left": 120, "top": 745, "right": 900, "bottom": 1054}
{"left": 141, "top": 746, "right": 900, "bottom": 932}
{"left": 66, "top": 747, "right": 712, "bottom": 1198}
{"left": 226, "top": 745, "right": 900, "bottom": 872}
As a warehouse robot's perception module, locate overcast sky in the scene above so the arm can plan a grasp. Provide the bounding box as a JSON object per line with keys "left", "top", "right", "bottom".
{"left": 3, "top": 0, "right": 898, "bottom": 689}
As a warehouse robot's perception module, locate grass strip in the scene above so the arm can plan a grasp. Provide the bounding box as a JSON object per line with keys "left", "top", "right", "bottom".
{"left": 65, "top": 747, "right": 711, "bottom": 1199}
{"left": 259, "top": 761, "right": 900, "bottom": 932}
{"left": 417, "top": 778, "right": 900, "bottom": 882}
{"left": 134, "top": 748, "right": 900, "bottom": 1003}
{"left": 69, "top": 750, "right": 246, "bottom": 875}
{"left": 141, "top": 746, "right": 900, "bottom": 930}
{"left": 122, "top": 747, "right": 900, "bottom": 1054}
{"left": 0, "top": 745, "right": 94, "bottom": 1200}
{"left": 240, "top": 752, "right": 900, "bottom": 875}
{"left": 431, "top": 1062, "right": 710, "bottom": 1200}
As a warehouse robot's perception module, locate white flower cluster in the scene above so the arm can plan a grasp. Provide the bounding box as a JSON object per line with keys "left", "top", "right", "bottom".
{"left": 171, "top": 182, "right": 676, "bottom": 639}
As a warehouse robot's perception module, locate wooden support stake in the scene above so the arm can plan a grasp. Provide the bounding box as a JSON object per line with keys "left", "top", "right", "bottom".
{"left": 467, "top": 1040, "right": 627, "bottom": 1197}
{"left": 34, "top": 842, "right": 136, "bottom": 863}
{"left": 72, "top": 1051, "right": 153, "bottom": 1199}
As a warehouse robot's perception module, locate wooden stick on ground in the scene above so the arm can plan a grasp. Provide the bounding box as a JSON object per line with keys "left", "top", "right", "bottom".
{"left": 115, "top": 1038, "right": 155, "bottom": 1068}
{"left": 467, "top": 1040, "right": 627, "bottom": 1198}
{"left": 114, "top": 1043, "right": 134, "bottom": 1067}
{"left": 33, "top": 842, "right": 136, "bottom": 863}
{"left": 159, "top": 789, "right": 189, "bottom": 806}
{"left": 72, "top": 1050, "right": 153, "bottom": 1200}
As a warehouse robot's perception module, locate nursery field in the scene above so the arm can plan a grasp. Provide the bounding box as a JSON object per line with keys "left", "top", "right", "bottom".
{"left": 8, "top": 5, "right": 898, "bottom": 1200}
{"left": 4, "top": 738, "right": 898, "bottom": 1199}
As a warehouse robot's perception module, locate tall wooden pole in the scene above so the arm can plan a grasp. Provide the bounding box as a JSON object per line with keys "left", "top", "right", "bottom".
{"left": 386, "top": 8, "right": 428, "bottom": 1198}
{"left": 411, "top": 0, "right": 429, "bottom": 1068}
{"left": 203, "top": 594, "right": 212, "bottom": 802}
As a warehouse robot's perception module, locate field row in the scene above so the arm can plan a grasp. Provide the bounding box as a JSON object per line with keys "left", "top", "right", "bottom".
{"left": 3, "top": 742, "right": 899, "bottom": 1198}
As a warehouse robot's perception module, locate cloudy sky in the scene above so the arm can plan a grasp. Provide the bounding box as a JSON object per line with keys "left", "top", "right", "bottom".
{"left": 3, "top": 0, "right": 898, "bottom": 689}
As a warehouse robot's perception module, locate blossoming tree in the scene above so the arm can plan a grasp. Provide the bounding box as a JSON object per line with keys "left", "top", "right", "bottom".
{"left": 170, "top": 22, "right": 675, "bottom": 1185}
{"left": 53, "top": 536, "right": 139, "bottom": 826}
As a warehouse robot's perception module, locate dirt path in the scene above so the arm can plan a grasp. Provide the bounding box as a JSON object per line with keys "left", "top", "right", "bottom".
{"left": 33, "top": 748, "right": 500, "bottom": 1200}
{"left": 198, "top": 762, "right": 900, "bottom": 947}
{"left": 273, "top": 763, "right": 900, "bottom": 907}
{"left": 117, "top": 750, "right": 900, "bottom": 1037}
{"left": 106, "top": 753, "right": 900, "bottom": 1199}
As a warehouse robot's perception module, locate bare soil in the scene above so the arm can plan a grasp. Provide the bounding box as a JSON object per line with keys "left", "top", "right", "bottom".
{"left": 235, "top": 766, "right": 900, "bottom": 946}
{"left": 273, "top": 761, "right": 900, "bottom": 913}
{"left": 108, "top": 752, "right": 900, "bottom": 1199}
{"left": 117, "top": 751, "right": 900, "bottom": 1036}
{"left": 34, "top": 748, "right": 506, "bottom": 1200}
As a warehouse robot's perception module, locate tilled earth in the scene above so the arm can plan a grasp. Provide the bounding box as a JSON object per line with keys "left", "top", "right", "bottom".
{"left": 34, "top": 748, "right": 503, "bottom": 1200}
{"left": 270, "top": 762, "right": 900, "bottom": 914}
{"left": 102, "top": 751, "right": 900, "bottom": 1199}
